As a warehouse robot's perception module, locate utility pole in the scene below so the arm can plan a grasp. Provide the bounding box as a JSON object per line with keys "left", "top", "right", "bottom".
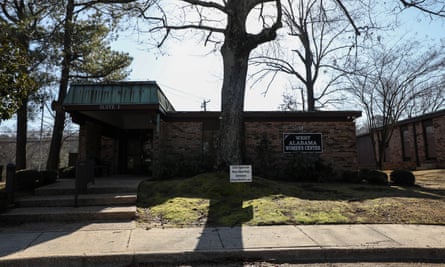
{"left": 201, "top": 99, "right": 211, "bottom": 112}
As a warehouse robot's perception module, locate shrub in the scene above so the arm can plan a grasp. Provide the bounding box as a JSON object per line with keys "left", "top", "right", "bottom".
{"left": 285, "top": 154, "right": 334, "bottom": 182}
{"left": 59, "top": 166, "right": 76, "bottom": 178}
{"left": 15, "top": 169, "right": 39, "bottom": 192}
{"left": 361, "top": 170, "right": 388, "bottom": 185}
{"left": 342, "top": 170, "right": 362, "bottom": 183}
{"left": 390, "top": 170, "right": 416, "bottom": 186}
{"left": 254, "top": 134, "right": 275, "bottom": 178}
{"left": 154, "top": 154, "right": 205, "bottom": 179}
{"left": 38, "top": 170, "right": 58, "bottom": 186}
{"left": 0, "top": 190, "right": 8, "bottom": 212}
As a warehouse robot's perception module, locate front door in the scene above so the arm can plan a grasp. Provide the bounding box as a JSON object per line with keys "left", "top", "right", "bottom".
{"left": 124, "top": 131, "right": 152, "bottom": 175}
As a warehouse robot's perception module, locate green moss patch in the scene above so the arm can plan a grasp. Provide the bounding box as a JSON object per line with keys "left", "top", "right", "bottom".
{"left": 137, "top": 171, "right": 445, "bottom": 228}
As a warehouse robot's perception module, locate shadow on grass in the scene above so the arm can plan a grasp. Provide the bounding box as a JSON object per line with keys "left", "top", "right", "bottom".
{"left": 137, "top": 173, "right": 445, "bottom": 211}
{"left": 136, "top": 172, "right": 445, "bottom": 265}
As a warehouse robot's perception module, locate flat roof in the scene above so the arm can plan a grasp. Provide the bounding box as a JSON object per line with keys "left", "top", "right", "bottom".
{"left": 163, "top": 111, "right": 362, "bottom": 122}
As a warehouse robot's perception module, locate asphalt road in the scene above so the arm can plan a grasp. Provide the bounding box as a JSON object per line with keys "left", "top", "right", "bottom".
{"left": 133, "top": 262, "right": 445, "bottom": 267}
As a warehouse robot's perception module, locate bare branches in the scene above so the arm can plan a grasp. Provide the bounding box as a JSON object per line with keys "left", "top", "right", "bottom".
{"left": 250, "top": 0, "right": 356, "bottom": 111}
{"left": 333, "top": 0, "right": 361, "bottom": 35}
{"left": 399, "top": 0, "right": 445, "bottom": 17}
{"left": 181, "top": 0, "right": 225, "bottom": 12}
{"left": 346, "top": 38, "right": 445, "bottom": 167}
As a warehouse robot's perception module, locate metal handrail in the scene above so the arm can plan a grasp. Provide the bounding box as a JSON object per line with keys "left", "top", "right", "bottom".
{"left": 74, "top": 159, "right": 95, "bottom": 207}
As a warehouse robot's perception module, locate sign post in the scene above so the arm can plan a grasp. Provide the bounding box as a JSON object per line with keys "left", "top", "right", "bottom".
{"left": 230, "top": 165, "right": 252, "bottom": 183}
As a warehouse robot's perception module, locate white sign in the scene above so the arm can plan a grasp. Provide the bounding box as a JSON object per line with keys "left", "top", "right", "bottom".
{"left": 230, "top": 165, "right": 252, "bottom": 183}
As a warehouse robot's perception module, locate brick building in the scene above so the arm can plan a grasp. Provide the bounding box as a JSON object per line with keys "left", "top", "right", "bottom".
{"left": 63, "top": 81, "right": 361, "bottom": 178}
{"left": 357, "top": 109, "right": 445, "bottom": 170}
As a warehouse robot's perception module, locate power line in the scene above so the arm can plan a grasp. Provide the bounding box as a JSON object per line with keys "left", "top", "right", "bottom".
{"left": 157, "top": 82, "right": 204, "bottom": 101}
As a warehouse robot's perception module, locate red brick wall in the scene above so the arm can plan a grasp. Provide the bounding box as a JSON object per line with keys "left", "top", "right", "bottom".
{"left": 159, "top": 120, "right": 203, "bottom": 157}
{"left": 434, "top": 116, "right": 445, "bottom": 168}
{"left": 372, "top": 114, "right": 445, "bottom": 170}
{"left": 152, "top": 120, "right": 204, "bottom": 177}
{"left": 244, "top": 121, "right": 358, "bottom": 172}
{"left": 153, "top": 116, "right": 359, "bottom": 177}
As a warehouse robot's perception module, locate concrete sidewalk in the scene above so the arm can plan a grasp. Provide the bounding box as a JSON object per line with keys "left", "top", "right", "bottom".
{"left": 1, "top": 222, "right": 444, "bottom": 267}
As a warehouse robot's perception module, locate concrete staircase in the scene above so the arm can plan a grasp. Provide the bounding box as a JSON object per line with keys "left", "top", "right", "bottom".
{"left": 0, "top": 177, "right": 145, "bottom": 224}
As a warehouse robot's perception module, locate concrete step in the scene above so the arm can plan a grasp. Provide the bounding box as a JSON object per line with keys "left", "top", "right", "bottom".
{"left": 34, "top": 179, "right": 142, "bottom": 196}
{"left": 16, "top": 193, "right": 137, "bottom": 208}
{"left": 0, "top": 206, "right": 136, "bottom": 223}
{"left": 35, "top": 185, "right": 139, "bottom": 196}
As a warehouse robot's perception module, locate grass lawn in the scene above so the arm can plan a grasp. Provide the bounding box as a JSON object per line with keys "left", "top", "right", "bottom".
{"left": 136, "top": 170, "right": 445, "bottom": 228}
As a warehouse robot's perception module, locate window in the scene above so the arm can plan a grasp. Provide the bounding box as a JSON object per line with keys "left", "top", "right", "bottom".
{"left": 423, "top": 120, "right": 436, "bottom": 159}
{"left": 400, "top": 126, "right": 411, "bottom": 161}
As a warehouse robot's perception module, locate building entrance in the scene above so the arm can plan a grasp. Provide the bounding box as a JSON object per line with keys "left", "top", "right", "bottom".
{"left": 120, "top": 131, "right": 153, "bottom": 175}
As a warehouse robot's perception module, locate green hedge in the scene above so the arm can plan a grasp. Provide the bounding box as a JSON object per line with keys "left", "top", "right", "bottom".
{"left": 390, "top": 170, "right": 416, "bottom": 186}
{"left": 360, "top": 170, "right": 388, "bottom": 185}
{"left": 59, "top": 166, "right": 75, "bottom": 178}
{"left": 0, "top": 190, "right": 7, "bottom": 212}
{"left": 15, "top": 169, "right": 59, "bottom": 192}
{"left": 284, "top": 154, "right": 334, "bottom": 182}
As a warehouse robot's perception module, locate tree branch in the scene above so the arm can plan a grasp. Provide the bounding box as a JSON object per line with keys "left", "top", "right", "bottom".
{"left": 333, "top": 0, "right": 361, "bottom": 35}
{"left": 399, "top": 0, "right": 445, "bottom": 17}
{"left": 181, "top": 0, "right": 226, "bottom": 12}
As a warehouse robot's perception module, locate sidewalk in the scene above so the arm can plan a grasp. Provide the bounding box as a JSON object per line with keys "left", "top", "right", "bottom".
{"left": 1, "top": 222, "right": 444, "bottom": 266}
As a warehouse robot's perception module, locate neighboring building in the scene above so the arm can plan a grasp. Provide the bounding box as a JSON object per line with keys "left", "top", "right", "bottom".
{"left": 0, "top": 133, "right": 78, "bottom": 171}
{"left": 63, "top": 81, "right": 361, "bottom": 177}
{"left": 357, "top": 109, "right": 445, "bottom": 170}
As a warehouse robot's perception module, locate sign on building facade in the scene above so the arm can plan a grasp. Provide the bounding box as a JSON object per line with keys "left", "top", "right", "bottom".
{"left": 283, "top": 133, "right": 323, "bottom": 153}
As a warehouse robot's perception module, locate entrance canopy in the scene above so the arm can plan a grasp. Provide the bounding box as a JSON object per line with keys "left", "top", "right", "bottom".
{"left": 63, "top": 81, "right": 175, "bottom": 130}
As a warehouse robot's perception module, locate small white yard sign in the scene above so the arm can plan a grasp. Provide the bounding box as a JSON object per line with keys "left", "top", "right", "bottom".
{"left": 230, "top": 165, "right": 252, "bottom": 183}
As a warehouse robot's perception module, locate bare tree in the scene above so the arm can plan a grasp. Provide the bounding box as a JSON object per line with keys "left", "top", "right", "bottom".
{"left": 251, "top": 0, "right": 360, "bottom": 111}
{"left": 135, "top": 0, "right": 444, "bottom": 167}
{"left": 138, "top": 0, "right": 283, "bottom": 167}
{"left": 346, "top": 40, "right": 445, "bottom": 169}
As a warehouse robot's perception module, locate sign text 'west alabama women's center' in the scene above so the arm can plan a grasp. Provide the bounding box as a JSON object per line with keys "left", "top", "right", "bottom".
{"left": 283, "top": 133, "right": 323, "bottom": 153}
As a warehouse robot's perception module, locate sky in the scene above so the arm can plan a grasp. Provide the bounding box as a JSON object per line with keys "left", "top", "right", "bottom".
{"left": 1, "top": 2, "right": 444, "bottom": 133}
{"left": 111, "top": 34, "right": 286, "bottom": 112}
{"left": 110, "top": 3, "right": 444, "bottom": 112}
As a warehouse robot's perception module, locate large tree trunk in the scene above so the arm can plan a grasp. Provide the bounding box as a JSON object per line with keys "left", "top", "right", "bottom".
{"left": 302, "top": 31, "right": 315, "bottom": 111}
{"left": 46, "top": 101, "right": 66, "bottom": 171}
{"left": 217, "top": 44, "right": 251, "bottom": 168}
{"left": 215, "top": 0, "right": 281, "bottom": 168}
{"left": 16, "top": 96, "right": 28, "bottom": 170}
{"left": 46, "top": 0, "right": 74, "bottom": 171}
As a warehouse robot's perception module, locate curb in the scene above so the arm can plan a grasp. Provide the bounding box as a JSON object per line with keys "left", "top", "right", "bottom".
{"left": 2, "top": 247, "right": 445, "bottom": 267}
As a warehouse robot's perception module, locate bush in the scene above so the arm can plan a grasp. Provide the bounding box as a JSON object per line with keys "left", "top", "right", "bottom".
{"left": 360, "top": 170, "right": 388, "bottom": 185}
{"left": 154, "top": 155, "right": 205, "bottom": 179}
{"left": 15, "top": 169, "right": 39, "bottom": 192}
{"left": 38, "top": 170, "right": 58, "bottom": 186}
{"left": 285, "top": 154, "right": 334, "bottom": 182}
{"left": 0, "top": 190, "right": 8, "bottom": 212}
{"left": 254, "top": 134, "right": 275, "bottom": 178}
{"left": 342, "top": 170, "right": 362, "bottom": 183}
{"left": 59, "top": 166, "right": 76, "bottom": 178}
{"left": 390, "top": 170, "right": 416, "bottom": 186}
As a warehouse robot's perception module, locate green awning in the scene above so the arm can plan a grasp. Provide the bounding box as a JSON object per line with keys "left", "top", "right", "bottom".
{"left": 64, "top": 81, "right": 175, "bottom": 113}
